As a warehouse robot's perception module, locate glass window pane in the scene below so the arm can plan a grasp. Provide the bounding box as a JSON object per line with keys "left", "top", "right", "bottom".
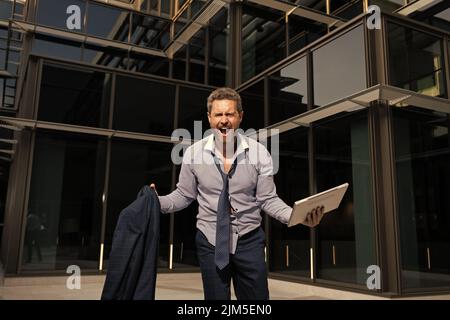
{"left": 37, "top": 63, "right": 111, "bottom": 128}
{"left": 313, "top": 25, "right": 366, "bottom": 107}
{"left": 83, "top": 43, "right": 129, "bottom": 69}
{"left": 113, "top": 75, "right": 175, "bottom": 136}
{"left": 296, "top": 0, "right": 327, "bottom": 13}
{"left": 189, "top": 29, "right": 205, "bottom": 84}
{"left": 239, "top": 79, "right": 265, "bottom": 131}
{"left": 269, "top": 56, "right": 308, "bottom": 125}
{"left": 208, "top": 6, "right": 229, "bottom": 87}
{"left": 36, "top": 0, "right": 86, "bottom": 32}
{"left": 129, "top": 51, "right": 169, "bottom": 77}
{"left": 130, "top": 13, "right": 170, "bottom": 50}
{"left": 104, "top": 138, "right": 173, "bottom": 269}
{"left": 22, "top": 130, "right": 106, "bottom": 271}
{"left": 87, "top": 3, "right": 130, "bottom": 43}
{"left": 172, "top": 46, "right": 187, "bottom": 81}
{"left": 332, "top": 0, "right": 364, "bottom": 20}
{"left": 32, "top": 34, "right": 82, "bottom": 61}
{"left": 387, "top": 22, "right": 447, "bottom": 98}
{"left": 393, "top": 107, "right": 450, "bottom": 289}
{"left": 370, "top": 0, "right": 404, "bottom": 12}
{"left": 178, "top": 86, "right": 210, "bottom": 139}
{"left": 242, "top": 4, "right": 286, "bottom": 83}
{"left": 270, "top": 127, "right": 310, "bottom": 277}
{"left": 0, "top": 0, "right": 12, "bottom": 20}
{"left": 288, "top": 15, "right": 327, "bottom": 55}
{"left": 315, "top": 111, "right": 376, "bottom": 285}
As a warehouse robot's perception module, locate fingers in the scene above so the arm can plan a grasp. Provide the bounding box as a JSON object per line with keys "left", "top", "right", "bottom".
{"left": 304, "top": 206, "right": 325, "bottom": 227}
{"left": 149, "top": 183, "right": 158, "bottom": 195}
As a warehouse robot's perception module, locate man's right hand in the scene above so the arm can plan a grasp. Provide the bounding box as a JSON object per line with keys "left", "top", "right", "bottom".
{"left": 150, "top": 183, "right": 158, "bottom": 195}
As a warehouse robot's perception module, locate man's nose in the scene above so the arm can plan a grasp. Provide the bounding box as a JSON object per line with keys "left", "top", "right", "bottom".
{"left": 220, "top": 117, "right": 229, "bottom": 125}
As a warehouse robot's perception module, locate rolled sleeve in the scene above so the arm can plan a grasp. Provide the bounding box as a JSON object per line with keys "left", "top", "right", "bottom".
{"left": 158, "top": 147, "right": 198, "bottom": 213}
{"left": 255, "top": 147, "right": 292, "bottom": 224}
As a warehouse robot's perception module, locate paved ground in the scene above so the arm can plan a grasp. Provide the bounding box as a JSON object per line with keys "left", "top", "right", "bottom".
{"left": 1, "top": 273, "right": 450, "bottom": 300}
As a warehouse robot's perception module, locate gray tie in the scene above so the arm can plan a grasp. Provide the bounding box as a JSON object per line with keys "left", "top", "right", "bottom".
{"left": 214, "top": 158, "right": 237, "bottom": 270}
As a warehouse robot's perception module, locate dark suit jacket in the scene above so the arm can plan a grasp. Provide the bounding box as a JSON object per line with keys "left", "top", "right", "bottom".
{"left": 101, "top": 186, "right": 160, "bottom": 300}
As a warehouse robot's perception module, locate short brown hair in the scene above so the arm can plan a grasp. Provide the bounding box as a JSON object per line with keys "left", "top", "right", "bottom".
{"left": 207, "top": 87, "right": 242, "bottom": 113}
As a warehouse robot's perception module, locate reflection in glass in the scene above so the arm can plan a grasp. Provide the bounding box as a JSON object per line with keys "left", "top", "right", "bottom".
{"left": 172, "top": 46, "right": 187, "bottom": 81}
{"left": 295, "top": 0, "right": 327, "bottom": 12}
{"left": 269, "top": 56, "right": 308, "bottom": 125}
{"left": 36, "top": 0, "right": 86, "bottom": 32}
{"left": 242, "top": 3, "right": 286, "bottom": 82}
{"left": 104, "top": 139, "right": 173, "bottom": 269}
{"left": 332, "top": 0, "right": 364, "bottom": 20}
{"left": 270, "top": 127, "right": 310, "bottom": 277}
{"left": 178, "top": 86, "right": 210, "bottom": 138}
{"left": 113, "top": 76, "right": 175, "bottom": 136}
{"left": 130, "top": 13, "right": 170, "bottom": 50}
{"left": 208, "top": 6, "right": 229, "bottom": 87}
{"left": 32, "top": 34, "right": 82, "bottom": 62}
{"left": 38, "top": 63, "right": 111, "bottom": 128}
{"left": 411, "top": 5, "right": 450, "bottom": 32}
{"left": 315, "top": 111, "right": 376, "bottom": 285}
{"left": 87, "top": 3, "right": 130, "bottom": 43}
{"left": 23, "top": 130, "right": 106, "bottom": 271}
{"left": 387, "top": 22, "right": 447, "bottom": 98}
{"left": 288, "top": 15, "right": 327, "bottom": 55}
{"left": 129, "top": 51, "right": 169, "bottom": 77}
{"left": 83, "top": 43, "right": 128, "bottom": 69}
{"left": 0, "top": 0, "right": 11, "bottom": 20}
{"left": 313, "top": 25, "right": 366, "bottom": 107}
{"left": 189, "top": 29, "right": 206, "bottom": 84}
{"left": 370, "top": 0, "right": 404, "bottom": 12}
{"left": 239, "top": 79, "right": 265, "bottom": 131}
{"left": 393, "top": 107, "right": 450, "bottom": 289}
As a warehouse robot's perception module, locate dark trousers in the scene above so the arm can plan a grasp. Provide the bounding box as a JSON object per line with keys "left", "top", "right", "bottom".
{"left": 195, "top": 227, "right": 269, "bottom": 300}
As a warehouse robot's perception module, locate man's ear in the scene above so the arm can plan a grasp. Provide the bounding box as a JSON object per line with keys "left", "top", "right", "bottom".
{"left": 239, "top": 111, "right": 244, "bottom": 122}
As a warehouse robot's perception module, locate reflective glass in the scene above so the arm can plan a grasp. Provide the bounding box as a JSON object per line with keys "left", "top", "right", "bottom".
{"left": 87, "top": 3, "right": 130, "bottom": 43}
{"left": 22, "top": 130, "right": 106, "bottom": 271}
{"left": 113, "top": 75, "right": 175, "bottom": 136}
{"left": 178, "top": 86, "right": 210, "bottom": 139}
{"left": 239, "top": 79, "right": 265, "bottom": 131}
{"left": 104, "top": 138, "right": 173, "bottom": 269}
{"left": 269, "top": 56, "right": 308, "bottom": 125}
{"left": 36, "top": 0, "right": 86, "bottom": 32}
{"left": 313, "top": 25, "right": 366, "bottom": 107}
{"left": 242, "top": 4, "right": 286, "bottom": 82}
{"left": 270, "top": 127, "right": 310, "bottom": 277}
{"left": 387, "top": 22, "right": 447, "bottom": 98}
{"left": 393, "top": 107, "right": 450, "bottom": 289}
{"left": 38, "top": 63, "right": 111, "bottom": 128}
{"left": 315, "top": 111, "right": 376, "bottom": 285}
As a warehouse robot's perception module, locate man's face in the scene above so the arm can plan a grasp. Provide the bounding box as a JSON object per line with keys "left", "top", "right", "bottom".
{"left": 207, "top": 99, "right": 243, "bottom": 139}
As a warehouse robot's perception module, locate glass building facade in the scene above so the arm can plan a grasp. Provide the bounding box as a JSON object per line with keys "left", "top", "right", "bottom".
{"left": 1, "top": 0, "right": 450, "bottom": 297}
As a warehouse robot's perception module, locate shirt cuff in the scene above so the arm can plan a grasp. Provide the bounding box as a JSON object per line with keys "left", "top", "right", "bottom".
{"left": 158, "top": 196, "right": 170, "bottom": 213}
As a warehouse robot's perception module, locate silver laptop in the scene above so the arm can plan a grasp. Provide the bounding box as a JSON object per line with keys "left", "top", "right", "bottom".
{"left": 288, "top": 183, "right": 349, "bottom": 227}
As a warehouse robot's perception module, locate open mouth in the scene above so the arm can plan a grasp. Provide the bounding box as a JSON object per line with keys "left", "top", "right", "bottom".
{"left": 219, "top": 128, "right": 230, "bottom": 135}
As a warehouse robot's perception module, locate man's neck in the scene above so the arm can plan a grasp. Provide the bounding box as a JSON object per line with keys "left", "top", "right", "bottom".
{"left": 215, "top": 135, "right": 238, "bottom": 159}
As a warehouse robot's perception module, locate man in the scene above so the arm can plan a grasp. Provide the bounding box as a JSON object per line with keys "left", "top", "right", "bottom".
{"left": 151, "top": 87, "right": 324, "bottom": 300}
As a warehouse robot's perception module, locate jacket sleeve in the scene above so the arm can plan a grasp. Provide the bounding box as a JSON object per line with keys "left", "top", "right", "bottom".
{"left": 158, "top": 147, "right": 197, "bottom": 213}
{"left": 101, "top": 213, "right": 140, "bottom": 300}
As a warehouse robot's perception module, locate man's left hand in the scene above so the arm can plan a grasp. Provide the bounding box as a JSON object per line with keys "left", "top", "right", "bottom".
{"left": 302, "top": 206, "right": 325, "bottom": 227}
